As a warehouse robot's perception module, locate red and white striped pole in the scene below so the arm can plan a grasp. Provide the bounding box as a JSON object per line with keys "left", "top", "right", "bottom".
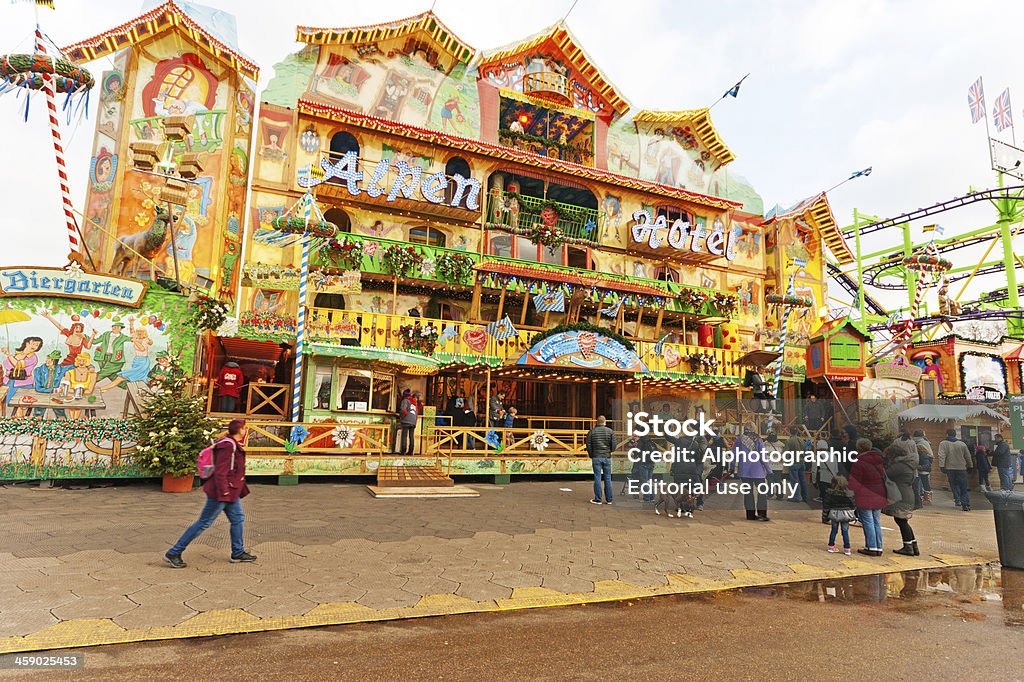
{"left": 34, "top": 27, "right": 82, "bottom": 263}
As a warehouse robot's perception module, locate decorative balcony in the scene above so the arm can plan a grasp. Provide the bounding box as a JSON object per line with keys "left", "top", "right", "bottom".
{"left": 305, "top": 307, "right": 745, "bottom": 385}
{"left": 485, "top": 189, "right": 600, "bottom": 246}
{"left": 523, "top": 71, "right": 570, "bottom": 105}
{"left": 497, "top": 129, "right": 594, "bottom": 166}
{"left": 130, "top": 110, "right": 228, "bottom": 154}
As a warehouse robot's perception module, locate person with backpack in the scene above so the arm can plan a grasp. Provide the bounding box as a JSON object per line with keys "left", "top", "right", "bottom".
{"left": 164, "top": 419, "right": 255, "bottom": 568}
{"left": 399, "top": 390, "right": 420, "bottom": 457}
{"left": 823, "top": 475, "right": 856, "bottom": 556}
{"left": 914, "top": 430, "right": 934, "bottom": 507}
{"left": 885, "top": 444, "right": 920, "bottom": 556}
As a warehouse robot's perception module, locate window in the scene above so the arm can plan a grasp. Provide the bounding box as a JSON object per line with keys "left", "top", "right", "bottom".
{"left": 655, "top": 205, "right": 690, "bottom": 225}
{"left": 313, "top": 365, "right": 332, "bottom": 410}
{"left": 371, "top": 373, "right": 395, "bottom": 411}
{"left": 334, "top": 369, "right": 372, "bottom": 411}
{"left": 567, "top": 246, "right": 589, "bottom": 270}
{"left": 489, "top": 234, "right": 513, "bottom": 258}
{"left": 409, "top": 225, "right": 447, "bottom": 247}
{"left": 313, "top": 293, "right": 346, "bottom": 310}
{"left": 323, "top": 208, "right": 351, "bottom": 233}
{"left": 329, "top": 131, "right": 359, "bottom": 158}
{"left": 654, "top": 266, "right": 677, "bottom": 282}
{"left": 445, "top": 157, "right": 472, "bottom": 207}
{"left": 438, "top": 303, "right": 463, "bottom": 321}
{"left": 831, "top": 335, "right": 862, "bottom": 367}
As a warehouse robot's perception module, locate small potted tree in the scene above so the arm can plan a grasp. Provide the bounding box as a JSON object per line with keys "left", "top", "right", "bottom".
{"left": 134, "top": 358, "right": 223, "bottom": 492}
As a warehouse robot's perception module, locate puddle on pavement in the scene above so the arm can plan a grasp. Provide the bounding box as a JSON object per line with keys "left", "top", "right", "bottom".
{"left": 733, "top": 564, "right": 1024, "bottom": 627}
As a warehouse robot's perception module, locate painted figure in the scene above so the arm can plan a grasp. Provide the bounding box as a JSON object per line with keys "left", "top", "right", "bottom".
{"left": 65, "top": 353, "right": 99, "bottom": 419}
{"left": 92, "top": 318, "right": 129, "bottom": 383}
{"left": 166, "top": 214, "right": 199, "bottom": 283}
{"left": 148, "top": 351, "right": 180, "bottom": 387}
{"left": 32, "top": 350, "right": 68, "bottom": 419}
{"left": 2, "top": 336, "right": 43, "bottom": 410}
{"left": 439, "top": 96, "right": 464, "bottom": 132}
{"left": 101, "top": 319, "right": 153, "bottom": 392}
{"left": 41, "top": 313, "right": 91, "bottom": 366}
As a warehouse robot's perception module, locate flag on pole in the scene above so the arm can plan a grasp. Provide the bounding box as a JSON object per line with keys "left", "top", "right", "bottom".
{"left": 922, "top": 224, "right": 945, "bottom": 236}
{"left": 486, "top": 315, "right": 518, "bottom": 340}
{"left": 532, "top": 290, "right": 565, "bottom": 313}
{"left": 723, "top": 74, "right": 750, "bottom": 99}
{"left": 968, "top": 77, "right": 986, "bottom": 124}
{"left": 598, "top": 297, "right": 624, "bottom": 318}
{"left": 993, "top": 88, "right": 1013, "bottom": 132}
{"left": 849, "top": 167, "right": 872, "bottom": 179}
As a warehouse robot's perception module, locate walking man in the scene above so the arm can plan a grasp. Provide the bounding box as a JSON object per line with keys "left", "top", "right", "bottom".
{"left": 914, "top": 430, "right": 934, "bottom": 505}
{"left": 586, "top": 415, "right": 615, "bottom": 505}
{"left": 784, "top": 426, "right": 809, "bottom": 503}
{"left": 164, "top": 419, "right": 255, "bottom": 568}
{"left": 992, "top": 433, "right": 1014, "bottom": 491}
{"left": 399, "top": 390, "right": 420, "bottom": 457}
{"left": 938, "top": 428, "right": 974, "bottom": 511}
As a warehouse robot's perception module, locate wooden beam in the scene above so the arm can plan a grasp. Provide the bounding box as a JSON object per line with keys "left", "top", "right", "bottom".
{"left": 654, "top": 307, "right": 665, "bottom": 339}
{"left": 470, "top": 278, "right": 483, "bottom": 321}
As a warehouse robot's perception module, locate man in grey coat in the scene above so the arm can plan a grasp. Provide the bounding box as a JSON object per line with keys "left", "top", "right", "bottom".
{"left": 586, "top": 416, "right": 615, "bottom": 505}
{"left": 938, "top": 428, "right": 974, "bottom": 511}
{"left": 992, "top": 433, "right": 1014, "bottom": 491}
{"left": 399, "top": 391, "right": 420, "bottom": 457}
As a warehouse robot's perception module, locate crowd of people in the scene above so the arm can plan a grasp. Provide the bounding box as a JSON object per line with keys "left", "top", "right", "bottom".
{"left": 584, "top": 417, "right": 1019, "bottom": 558}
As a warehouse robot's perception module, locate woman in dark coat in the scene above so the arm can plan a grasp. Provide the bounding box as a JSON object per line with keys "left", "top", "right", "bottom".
{"left": 885, "top": 445, "right": 919, "bottom": 556}
{"left": 848, "top": 437, "right": 886, "bottom": 556}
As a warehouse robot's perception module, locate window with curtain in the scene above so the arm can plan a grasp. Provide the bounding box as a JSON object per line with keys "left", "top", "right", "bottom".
{"left": 409, "top": 225, "right": 447, "bottom": 247}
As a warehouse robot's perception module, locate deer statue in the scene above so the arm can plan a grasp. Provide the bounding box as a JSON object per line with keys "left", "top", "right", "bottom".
{"left": 110, "top": 205, "right": 177, "bottom": 280}
{"left": 937, "top": 279, "right": 962, "bottom": 317}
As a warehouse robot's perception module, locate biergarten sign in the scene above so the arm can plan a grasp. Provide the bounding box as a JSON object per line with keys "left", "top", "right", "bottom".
{"left": 518, "top": 330, "right": 646, "bottom": 372}
{"left": 630, "top": 210, "right": 738, "bottom": 260}
{"left": 0, "top": 267, "right": 148, "bottom": 308}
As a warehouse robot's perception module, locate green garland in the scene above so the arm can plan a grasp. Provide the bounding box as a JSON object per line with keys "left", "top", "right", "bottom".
{"left": 435, "top": 252, "right": 475, "bottom": 284}
{"left": 527, "top": 321, "right": 636, "bottom": 352}
{"left": 0, "top": 417, "right": 138, "bottom": 441}
{"left": 271, "top": 216, "right": 337, "bottom": 239}
{"left": 382, "top": 244, "right": 419, "bottom": 278}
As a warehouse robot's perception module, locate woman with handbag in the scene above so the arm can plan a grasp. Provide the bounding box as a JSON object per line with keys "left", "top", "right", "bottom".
{"left": 823, "top": 475, "right": 856, "bottom": 555}
{"left": 848, "top": 438, "right": 887, "bottom": 556}
{"left": 885, "top": 445, "right": 920, "bottom": 556}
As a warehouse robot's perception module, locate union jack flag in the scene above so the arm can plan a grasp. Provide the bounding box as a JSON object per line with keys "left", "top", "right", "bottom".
{"left": 993, "top": 88, "right": 1013, "bottom": 132}
{"left": 968, "top": 77, "right": 986, "bottom": 124}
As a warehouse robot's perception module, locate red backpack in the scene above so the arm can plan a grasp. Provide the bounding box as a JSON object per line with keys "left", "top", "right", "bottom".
{"left": 197, "top": 437, "right": 236, "bottom": 480}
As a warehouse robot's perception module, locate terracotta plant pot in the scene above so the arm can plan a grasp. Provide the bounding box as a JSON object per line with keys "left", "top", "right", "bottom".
{"left": 162, "top": 474, "right": 195, "bottom": 493}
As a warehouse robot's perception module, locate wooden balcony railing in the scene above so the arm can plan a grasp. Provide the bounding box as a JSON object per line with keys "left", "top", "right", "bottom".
{"left": 485, "top": 189, "right": 600, "bottom": 244}
{"left": 306, "top": 307, "right": 746, "bottom": 380}
{"left": 523, "top": 71, "right": 569, "bottom": 101}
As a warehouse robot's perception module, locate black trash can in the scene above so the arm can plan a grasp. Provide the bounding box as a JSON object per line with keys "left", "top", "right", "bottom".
{"left": 985, "top": 490, "right": 1024, "bottom": 570}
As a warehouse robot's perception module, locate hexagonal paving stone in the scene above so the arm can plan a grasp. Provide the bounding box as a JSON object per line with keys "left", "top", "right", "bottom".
{"left": 489, "top": 571, "right": 544, "bottom": 589}
{"left": 300, "top": 583, "right": 368, "bottom": 604}
{"left": 114, "top": 602, "right": 198, "bottom": 630}
{"left": 244, "top": 579, "right": 316, "bottom": 598}
{"left": 244, "top": 595, "right": 317, "bottom": 619}
{"left": 52, "top": 595, "right": 138, "bottom": 620}
{"left": 185, "top": 588, "right": 260, "bottom": 612}
{"left": 349, "top": 573, "right": 408, "bottom": 591}
{"left": 355, "top": 589, "right": 422, "bottom": 610}
{"left": 0, "top": 609, "right": 59, "bottom": 637}
{"left": 540, "top": 574, "right": 595, "bottom": 595}
{"left": 400, "top": 576, "right": 459, "bottom": 597}
{"left": 454, "top": 581, "right": 512, "bottom": 602}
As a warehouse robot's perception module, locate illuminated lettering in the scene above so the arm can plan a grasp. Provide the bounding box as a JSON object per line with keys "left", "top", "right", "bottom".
{"left": 421, "top": 172, "right": 448, "bottom": 204}
{"left": 449, "top": 174, "right": 481, "bottom": 210}
{"left": 364, "top": 159, "right": 390, "bottom": 198}
{"left": 387, "top": 161, "right": 422, "bottom": 202}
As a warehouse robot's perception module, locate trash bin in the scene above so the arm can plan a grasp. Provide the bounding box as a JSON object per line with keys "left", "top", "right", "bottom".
{"left": 985, "top": 490, "right": 1024, "bottom": 570}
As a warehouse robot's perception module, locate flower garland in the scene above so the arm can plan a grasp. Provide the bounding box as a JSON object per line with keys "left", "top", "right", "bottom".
{"left": 270, "top": 216, "right": 337, "bottom": 239}
{"left": 0, "top": 417, "right": 137, "bottom": 442}
{"left": 765, "top": 293, "right": 813, "bottom": 307}
{"left": 710, "top": 292, "right": 739, "bottom": 316}
{"left": 399, "top": 322, "right": 439, "bottom": 355}
{"left": 382, "top": 244, "right": 420, "bottom": 278}
{"left": 435, "top": 252, "right": 475, "bottom": 284}
{"left": 323, "top": 238, "right": 364, "bottom": 271}
{"left": 687, "top": 352, "right": 721, "bottom": 374}
{"left": 679, "top": 288, "right": 709, "bottom": 310}
{"left": 0, "top": 53, "right": 95, "bottom": 95}
{"left": 189, "top": 294, "right": 229, "bottom": 331}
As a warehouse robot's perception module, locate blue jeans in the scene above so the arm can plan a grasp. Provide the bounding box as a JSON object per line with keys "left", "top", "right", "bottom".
{"left": 829, "top": 521, "right": 851, "bottom": 549}
{"left": 998, "top": 467, "right": 1014, "bottom": 491}
{"left": 168, "top": 497, "right": 245, "bottom": 556}
{"left": 592, "top": 457, "right": 612, "bottom": 502}
{"left": 858, "top": 508, "right": 883, "bottom": 551}
{"left": 948, "top": 469, "right": 970, "bottom": 508}
{"left": 788, "top": 464, "right": 808, "bottom": 502}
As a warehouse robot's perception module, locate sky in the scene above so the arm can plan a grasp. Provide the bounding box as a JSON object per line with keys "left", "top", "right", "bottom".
{"left": 1, "top": 0, "right": 1021, "bottom": 313}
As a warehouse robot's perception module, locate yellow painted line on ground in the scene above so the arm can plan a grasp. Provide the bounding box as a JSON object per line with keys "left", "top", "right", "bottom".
{"left": 0, "top": 554, "right": 994, "bottom": 654}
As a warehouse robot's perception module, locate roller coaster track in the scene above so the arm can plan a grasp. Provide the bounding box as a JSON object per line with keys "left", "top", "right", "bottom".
{"left": 864, "top": 260, "right": 1022, "bottom": 290}
{"left": 851, "top": 185, "right": 1024, "bottom": 236}
{"left": 825, "top": 262, "right": 886, "bottom": 315}
{"left": 861, "top": 232, "right": 1013, "bottom": 288}
{"left": 962, "top": 285, "right": 1024, "bottom": 308}
{"left": 865, "top": 307, "right": 1024, "bottom": 332}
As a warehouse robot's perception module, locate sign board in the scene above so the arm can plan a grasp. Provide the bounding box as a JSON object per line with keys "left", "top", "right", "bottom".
{"left": 0, "top": 267, "right": 148, "bottom": 308}
{"left": 964, "top": 385, "right": 1005, "bottom": 404}
{"left": 630, "top": 210, "right": 737, "bottom": 261}
{"left": 991, "top": 138, "right": 1024, "bottom": 182}
{"left": 874, "top": 358, "right": 923, "bottom": 383}
{"left": 518, "top": 331, "right": 646, "bottom": 373}
{"left": 1010, "top": 395, "right": 1024, "bottom": 450}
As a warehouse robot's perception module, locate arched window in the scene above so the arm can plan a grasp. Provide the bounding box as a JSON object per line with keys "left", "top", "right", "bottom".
{"left": 444, "top": 156, "right": 472, "bottom": 206}
{"left": 655, "top": 205, "right": 690, "bottom": 225}
{"left": 654, "top": 266, "right": 677, "bottom": 282}
{"left": 329, "top": 131, "right": 360, "bottom": 158}
{"left": 323, "top": 208, "right": 352, "bottom": 233}
{"left": 409, "top": 225, "right": 447, "bottom": 247}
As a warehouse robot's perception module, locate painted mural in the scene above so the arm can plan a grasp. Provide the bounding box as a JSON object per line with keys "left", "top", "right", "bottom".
{"left": 0, "top": 290, "right": 195, "bottom": 421}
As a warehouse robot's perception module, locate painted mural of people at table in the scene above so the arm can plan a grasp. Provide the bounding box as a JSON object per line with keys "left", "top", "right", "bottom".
{"left": 41, "top": 313, "right": 92, "bottom": 366}
{"left": 148, "top": 351, "right": 181, "bottom": 388}
{"left": 33, "top": 350, "right": 68, "bottom": 419}
{"left": 3, "top": 336, "right": 43, "bottom": 412}
{"left": 65, "top": 353, "right": 99, "bottom": 420}
{"left": 93, "top": 318, "right": 129, "bottom": 384}
{"left": 101, "top": 320, "right": 153, "bottom": 392}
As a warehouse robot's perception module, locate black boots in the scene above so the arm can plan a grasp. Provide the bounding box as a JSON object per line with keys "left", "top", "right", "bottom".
{"left": 893, "top": 540, "right": 919, "bottom": 557}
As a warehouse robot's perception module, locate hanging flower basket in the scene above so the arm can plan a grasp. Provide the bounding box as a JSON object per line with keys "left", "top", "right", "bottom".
{"left": 435, "top": 252, "right": 475, "bottom": 284}
{"left": 710, "top": 292, "right": 739, "bottom": 315}
{"left": 765, "top": 293, "right": 813, "bottom": 307}
{"left": 902, "top": 253, "right": 952, "bottom": 274}
{"left": 323, "top": 238, "right": 363, "bottom": 271}
{"left": 382, "top": 244, "right": 420, "bottom": 278}
{"left": 686, "top": 352, "right": 720, "bottom": 375}
{"left": 189, "top": 294, "right": 229, "bottom": 331}
{"left": 271, "top": 216, "right": 337, "bottom": 239}
{"left": 679, "top": 288, "right": 709, "bottom": 311}
{"left": 399, "top": 323, "right": 439, "bottom": 355}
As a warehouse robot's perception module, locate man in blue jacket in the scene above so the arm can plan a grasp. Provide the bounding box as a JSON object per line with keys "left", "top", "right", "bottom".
{"left": 32, "top": 350, "right": 67, "bottom": 418}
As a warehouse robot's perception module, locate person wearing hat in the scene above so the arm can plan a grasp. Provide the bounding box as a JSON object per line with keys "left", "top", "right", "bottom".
{"left": 148, "top": 351, "right": 180, "bottom": 388}
{"left": 216, "top": 361, "right": 245, "bottom": 413}
{"left": 32, "top": 350, "right": 68, "bottom": 418}
{"left": 93, "top": 318, "right": 129, "bottom": 384}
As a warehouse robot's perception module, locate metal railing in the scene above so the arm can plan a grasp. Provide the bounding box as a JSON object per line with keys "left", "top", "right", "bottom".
{"left": 485, "top": 189, "right": 600, "bottom": 243}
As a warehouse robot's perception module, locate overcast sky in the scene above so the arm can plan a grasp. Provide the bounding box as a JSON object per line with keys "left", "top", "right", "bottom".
{"left": 1, "top": 0, "right": 1021, "bottom": 312}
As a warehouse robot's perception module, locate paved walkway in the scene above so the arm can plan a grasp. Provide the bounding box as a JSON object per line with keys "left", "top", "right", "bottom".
{"left": 0, "top": 480, "right": 997, "bottom": 653}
